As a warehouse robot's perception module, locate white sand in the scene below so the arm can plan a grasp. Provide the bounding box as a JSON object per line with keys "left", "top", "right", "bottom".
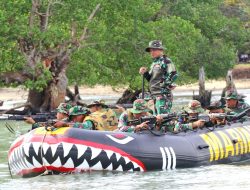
{"left": 0, "top": 79, "right": 250, "bottom": 101}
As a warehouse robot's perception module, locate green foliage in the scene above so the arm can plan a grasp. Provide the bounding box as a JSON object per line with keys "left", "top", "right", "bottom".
{"left": 0, "top": 0, "right": 249, "bottom": 91}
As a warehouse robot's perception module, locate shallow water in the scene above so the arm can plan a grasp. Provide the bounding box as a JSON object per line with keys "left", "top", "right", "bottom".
{"left": 0, "top": 90, "right": 250, "bottom": 190}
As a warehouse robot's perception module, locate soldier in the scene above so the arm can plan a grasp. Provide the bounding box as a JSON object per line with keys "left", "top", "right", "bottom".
{"left": 139, "top": 40, "right": 178, "bottom": 114}
{"left": 85, "top": 100, "right": 118, "bottom": 131}
{"left": 174, "top": 100, "right": 206, "bottom": 132}
{"left": 118, "top": 99, "right": 162, "bottom": 132}
{"left": 25, "top": 103, "right": 72, "bottom": 130}
{"left": 54, "top": 105, "right": 92, "bottom": 129}
{"left": 206, "top": 100, "right": 227, "bottom": 126}
{"left": 225, "top": 91, "right": 250, "bottom": 115}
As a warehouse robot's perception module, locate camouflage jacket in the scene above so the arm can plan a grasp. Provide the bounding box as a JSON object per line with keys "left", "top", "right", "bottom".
{"left": 227, "top": 101, "right": 250, "bottom": 119}
{"left": 118, "top": 110, "right": 137, "bottom": 132}
{"left": 144, "top": 55, "right": 177, "bottom": 94}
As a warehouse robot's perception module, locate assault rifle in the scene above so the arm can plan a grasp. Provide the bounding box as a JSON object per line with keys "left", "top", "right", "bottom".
{"left": 227, "top": 107, "right": 250, "bottom": 121}
{"left": 0, "top": 112, "right": 56, "bottom": 123}
{"left": 127, "top": 113, "right": 177, "bottom": 126}
{"left": 178, "top": 113, "right": 227, "bottom": 122}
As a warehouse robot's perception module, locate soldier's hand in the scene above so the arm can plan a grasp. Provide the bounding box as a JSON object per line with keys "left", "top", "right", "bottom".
{"left": 139, "top": 67, "right": 148, "bottom": 75}
{"left": 135, "top": 121, "right": 149, "bottom": 132}
{"left": 156, "top": 115, "right": 163, "bottom": 124}
{"left": 24, "top": 117, "right": 36, "bottom": 124}
{"left": 115, "top": 105, "right": 125, "bottom": 113}
{"left": 54, "top": 121, "right": 67, "bottom": 128}
{"left": 192, "top": 120, "right": 205, "bottom": 128}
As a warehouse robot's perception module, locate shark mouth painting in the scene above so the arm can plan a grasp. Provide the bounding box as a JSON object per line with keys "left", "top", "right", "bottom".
{"left": 8, "top": 131, "right": 146, "bottom": 177}
{"left": 9, "top": 122, "right": 250, "bottom": 177}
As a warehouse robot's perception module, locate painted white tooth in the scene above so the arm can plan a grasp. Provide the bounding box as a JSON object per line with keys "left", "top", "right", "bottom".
{"left": 116, "top": 165, "right": 123, "bottom": 171}
{"left": 32, "top": 157, "right": 42, "bottom": 167}
{"left": 133, "top": 162, "right": 139, "bottom": 169}
{"left": 23, "top": 143, "right": 31, "bottom": 157}
{"left": 91, "top": 147, "right": 102, "bottom": 160}
{"left": 50, "top": 144, "right": 58, "bottom": 157}
{"left": 15, "top": 148, "right": 20, "bottom": 159}
{"left": 77, "top": 159, "right": 89, "bottom": 170}
{"left": 91, "top": 161, "right": 103, "bottom": 170}
{"left": 124, "top": 157, "right": 130, "bottom": 164}
{"left": 18, "top": 158, "right": 25, "bottom": 168}
{"left": 106, "top": 150, "right": 113, "bottom": 159}
{"left": 75, "top": 144, "right": 87, "bottom": 159}
{"left": 15, "top": 162, "right": 21, "bottom": 171}
{"left": 42, "top": 157, "right": 50, "bottom": 167}
{"left": 115, "top": 153, "right": 121, "bottom": 161}
{"left": 42, "top": 143, "right": 50, "bottom": 155}
{"left": 24, "top": 158, "right": 34, "bottom": 169}
{"left": 52, "top": 157, "right": 62, "bottom": 167}
{"left": 105, "top": 163, "right": 113, "bottom": 171}
{"left": 32, "top": 142, "right": 41, "bottom": 156}
{"left": 62, "top": 142, "right": 73, "bottom": 158}
{"left": 128, "top": 169, "right": 133, "bottom": 172}
{"left": 64, "top": 158, "right": 74, "bottom": 168}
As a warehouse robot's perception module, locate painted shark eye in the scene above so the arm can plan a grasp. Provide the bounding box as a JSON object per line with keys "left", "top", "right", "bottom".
{"left": 106, "top": 134, "right": 134, "bottom": 144}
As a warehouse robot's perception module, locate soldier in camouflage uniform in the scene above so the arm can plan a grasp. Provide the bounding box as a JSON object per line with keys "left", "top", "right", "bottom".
{"left": 118, "top": 99, "right": 163, "bottom": 133}
{"left": 225, "top": 92, "right": 250, "bottom": 118}
{"left": 139, "top": 40, "right": 178, "bottom": 114}
{"left": 206, "top": 100, "right": 227, "bottom": 126}
{"left": 25, "top": 103, "right": 72, "bottom": 130}
{"left": 55, "top": 102, "right": 118, "bottom": 131}
{"left": 174, "top": 100, "right": 206, "bottom": 132}
{"left": 54, "top": 105, "right": 93, "bottom": 129}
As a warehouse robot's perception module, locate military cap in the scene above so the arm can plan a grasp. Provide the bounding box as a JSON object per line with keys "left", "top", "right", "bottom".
{"left": 69, "top": 106, "right": 89, "bottom": 116}
{"left": 207, "top": 101, "right": 224, "bottom": 110}
{"left": 129, "top": 99, "right": 151, "bottom": 114}
{"left": 185, "top": 100, "right": 204, "bottom": 114}
{"left": 87, "top": 100, "right": 108, "bottom": 108}
{"left": 145, "top": 40, "right": 165, "bottom": 52}
{"left": 56, "top": 103, "right": 72, "bottom": 114}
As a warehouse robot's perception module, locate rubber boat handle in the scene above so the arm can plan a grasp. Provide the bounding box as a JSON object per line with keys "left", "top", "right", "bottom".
{"left": 232, "top": 139, "right": 242, "bottom": 144}
{"left": 198, "top": 145, "right": 209, "bottom": 149}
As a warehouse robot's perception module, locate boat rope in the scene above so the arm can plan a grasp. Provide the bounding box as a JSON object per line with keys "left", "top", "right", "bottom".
{"left": 38, "top": 125, "right": 55, "bottom": 176}
{"left": 7, "top": 160, "right": 13, "bottom": 178}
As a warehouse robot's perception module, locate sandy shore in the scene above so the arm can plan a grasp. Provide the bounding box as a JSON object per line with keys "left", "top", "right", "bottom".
{"left": 0, "top": 79, "right": 250, "bottom": 101}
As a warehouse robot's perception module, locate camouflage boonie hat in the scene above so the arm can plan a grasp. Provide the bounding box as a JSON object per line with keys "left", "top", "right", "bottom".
{"left": 69, "top": 106, "right": 89, "bottom": 116}
{"left": 87, "top": 100, "right": 108, "bottom": 108}
{"left": 185, "top": 100, "right": 204, "bottom": 114}
{"left": 225, "top": 91, "right": 240, "bottom": 100}
{"left": 130, "top": 99, "right": 151, "bottom": 114}
{"left": 145, "top": 40, "right": 165, "bottom": 52}
{"left": 207, "top": 101, "right": 224, "bottom": 110}
{"left": 56, "top": 103, "right": 72, "bottom": 114}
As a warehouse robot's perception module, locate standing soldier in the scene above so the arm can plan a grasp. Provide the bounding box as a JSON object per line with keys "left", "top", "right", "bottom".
{"left": 139, "top": 40, "right": 178, "bottom": 114}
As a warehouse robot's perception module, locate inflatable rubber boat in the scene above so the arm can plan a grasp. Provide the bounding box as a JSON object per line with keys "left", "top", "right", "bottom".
{"left": 8, "top": 120, "right": 250, "bottom": 177}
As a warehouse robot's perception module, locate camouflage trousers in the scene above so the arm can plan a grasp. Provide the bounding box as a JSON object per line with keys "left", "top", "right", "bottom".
{"left": 153, "top": 92, "right": 173, "bottom": 115}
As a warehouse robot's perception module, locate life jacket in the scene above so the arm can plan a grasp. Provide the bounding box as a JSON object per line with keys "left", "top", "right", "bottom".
{"left": 84, "top": 108, "right": 118, "bottom": 131}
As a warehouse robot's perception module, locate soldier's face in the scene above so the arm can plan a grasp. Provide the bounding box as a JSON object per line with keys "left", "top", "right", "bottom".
{"left": 209, "top": 109, "right": 224, "bottom": 113}
{"left": 56, "top": 112, "right": 68, "bottom": 120}
{"left": 226, "top": 99, "right": 238, "bottom": 108}
{"left": 150, "top": 49, "right": 163, "bottom": 58}
{"left": 71, "top": 115, "right": 85, "bottom": 122}
{"left": 89, "top": 105, "right": 102, "bottom": 113}
{"left": 133, "top": 112, "right": 147, "bottom": 119}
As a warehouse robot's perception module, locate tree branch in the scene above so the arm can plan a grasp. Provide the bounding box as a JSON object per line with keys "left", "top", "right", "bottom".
{"left": 29, "top": 0, "right": 39, "bottom": 30}
{"left": 79, "top": 3, "right": 101, "bottom": 41}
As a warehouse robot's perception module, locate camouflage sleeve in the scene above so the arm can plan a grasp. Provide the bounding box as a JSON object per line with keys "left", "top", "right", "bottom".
{"left": 163, "top": 59, "right": 178, "bottom": 85}
{"left": 174, "top": 122, "right": 192, "bottom": 132}
{"left": 143, "top": 71, "right": 151, "bottom": 81}
{"left": 73, "top": 120, "right": 94, "bottom": 130}
{"left": 118, "top": 112, "right": 135, "bottom": 132}
{"left": 31, "top": 123, "right": 41, "bottom": 130}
